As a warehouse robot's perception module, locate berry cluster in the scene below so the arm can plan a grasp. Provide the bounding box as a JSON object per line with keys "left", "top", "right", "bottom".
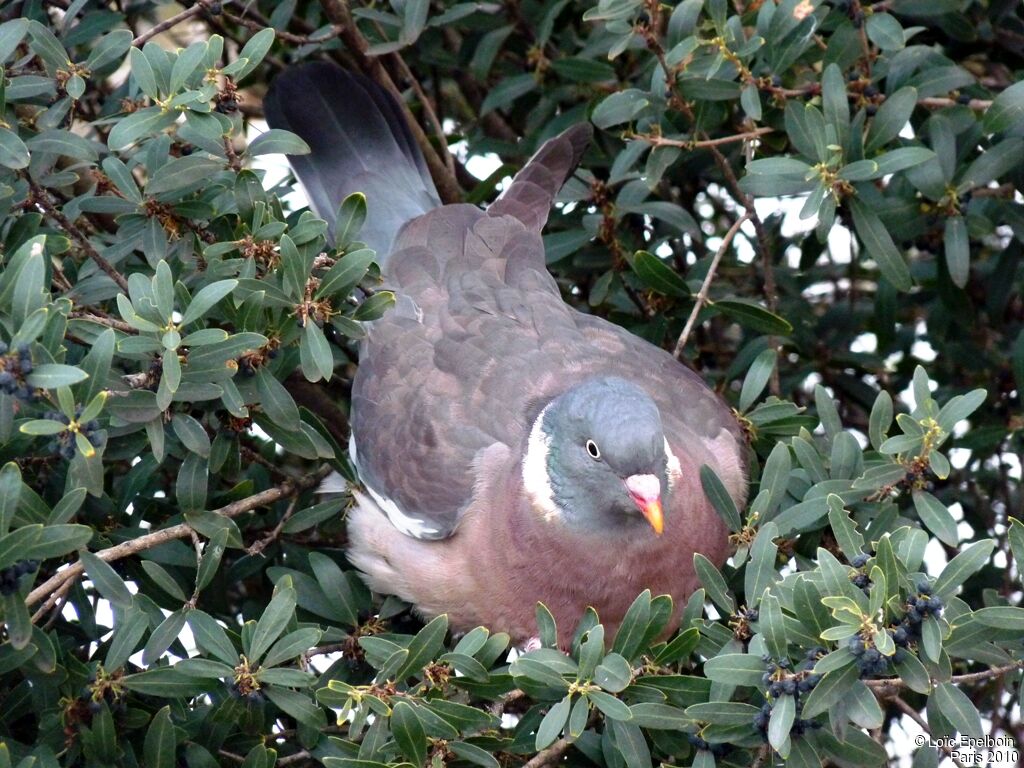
{"left": 0, "top": 559, "right": 40, "bottom": 595}
{"left": 0, "top": 341, "right": 35, "bottom": 402}
{"left": 228, "top": 680, "right": 264, "bottom": 704}
{"left": 893, "top": 582, "right": 945, "bottom": 647}
{"left": 753, "top": 650, "right": 823, "bottom": 738}
{"left": 847, "top": 634, "right": 891, "bottom": 677}
{"left": 686, "top": 734, "right": 731, "bottom": 758}
{"left": 42, "top": 409, "right": 102, "bottom": 460}
{"left": 77, "top": 674, "right": 127, "bottom": 716}
{"left": 849, "top": 553, "right": 872, "bottom": 594}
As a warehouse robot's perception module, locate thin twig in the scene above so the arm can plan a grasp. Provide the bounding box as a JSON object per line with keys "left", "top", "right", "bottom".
{"left": 276, "top": 751, "right": 314, "bottom": 767}
{"left": 749, "top": 743, "right": 772, "bottom": 768}
{"left": 865, "top": 661, "right": 1023, "bottom": 692}
{"left": 674, "top": 212, "right": 751, "bottom": 358}
{"left": 133, "top": 2, "right": 207, "bottom": 47}
{"left": 68, "top": 311, "right": 137, "bottom": 334}
{"left": 522, "top": 736, "right": 574, "bottom": 768}
{"left": 633, "top": 127, "right": 774, "bottom": 150}
{"left": 25, "top": 465, "right": 333, "bottom": 616}
{"left": 891, "top": 696, "right": 970, "bottom": 768}
{"left": 28, "top": 180, "right": 129, "bottom": 292}
{"left": 247, "top": 497, "right": 299, "bottom": 556}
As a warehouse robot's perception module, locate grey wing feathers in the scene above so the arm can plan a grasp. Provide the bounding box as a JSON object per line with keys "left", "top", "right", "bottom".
{"left": 488, "top": 123, "right": 592, "bottom": 230}
{"left": 263, "top": 62, "right": 440, "bottom": 256}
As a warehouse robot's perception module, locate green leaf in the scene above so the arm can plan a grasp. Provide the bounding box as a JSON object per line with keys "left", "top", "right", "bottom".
{"left": 396, "top": 614, "right": 449, "bottom": 679}
{"left": 0, "top": 127, "right": 30, "bottom": 169}
{"left": 263, "top": 685, "right": 325, "bottom": 727}
{"left": 612, "top": 591, "right": 651, "bottom": 659}
{"left": 684, "top": 701, "right": 760, "bottom": 725}
{"left": 248, "top": 128, "right": 311, "bottom": 156}
{"left": 334, "top": 193, "right": 368, "bottom": 247}
{"left": 255, "top": 367, "right": 300, "bottom": 427}
{"left": 714, "top": 298, "right": 793, "bottom": 334}
{"left": 535, "top": 695, "right": 571, "bottom": 749}
{"left": 972, "top": 606, "right": 1024, "bottom": 631}
{"left": 25, "top": 364, "right": 88, "bottom": 389}
{"left": 960, "top": 138, "right": 1024, "bottom": 189}
{"left": 868, "top": 87, "right": 917, "bottom": 153}
{"left": 249, "top": 583, "right": 297, "bottom": 661}
{"left": 912, "top": 491, "right": 959, "bottom": 547}
{"left": 608, "top": 719, "right": 652, "bottom": 768}
{"left": 80, "top": 550, "right": 134, "bottom": 609}
{"left": 147, "top": 155, "right": 224, "bottom": 197}
{"left": 699, "top": 466, "right": 741, "bottom": 532}
{"left": 703, "top": 653, "right": 765, "bottom": 686}
{"left": 759, "top": 591, "right": 788, "bottom": 659}
{"left": 740, "top": 348, "right": 776, "bottom": 412}
{"left": 594, "top": 652, "right": 633, "bottom": 693}
{"left": 745, "top": 522, "right": 779, "bottom": 606}
{"left": 933, "top": 539, "right": 995, "bottom": 598}
{"left": 768, "top": 693, "right": 795, "bottom": 755}
{"left": 233, "top": 28, "right": 275, "bottom": 82}
{"left": 802, "top": 662, "right": 859, "bottom": 717}
{"left": 592, "top": 89, "right": 649, "bottom": 128}
{"left": 391, "top": 701, "right": 428, "bottom": 766}
{"left": 849, "top": 197, "right": 912, "bottom": 291}
{"left": 187, "top": 610, "right": 238, "bottom": 666}
{"left": 108, "top": 107, "right": 179, "bottom": 151}
{"left": 866, "top": 12, "right": 904, "bottom": 50}
{"left": 693, "top": 553, "right": 735, "bottom": 613}
{"left": 983, "top": 79, "right": 1024, "bottom": 134}
{"left": 629, "top": 251, "right": 689, "bottom": 298}
{"left": 933, "top": 682, "right": 983, "bottom": 738}
{"left": 142, "top": 609, "right": 188, "bottom": 665}
{"left": 627, "top": 702, "right": 688, "bottom": 729}
{"left": 589, "top": 689, "right": 633, "bottom": 720}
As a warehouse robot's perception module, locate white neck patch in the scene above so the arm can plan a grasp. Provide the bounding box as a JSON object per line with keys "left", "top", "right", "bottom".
{"left": 664, "top": 438, "right": 682, "bottom": 491}
{"left": 522, "top": 406, "right": 560, "bottom": 521}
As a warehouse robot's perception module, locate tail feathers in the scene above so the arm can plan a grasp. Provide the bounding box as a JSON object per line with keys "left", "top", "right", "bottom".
{"left": 263, "top": 62, "right": 441, "bottom": 257}
{"left": 488, "top": 124, "right": 592, "bottom": 231}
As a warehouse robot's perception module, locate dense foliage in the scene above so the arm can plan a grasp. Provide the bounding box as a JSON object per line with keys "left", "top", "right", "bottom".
{"left": 0, "top": 0, "right": 1022, "bottom": 766}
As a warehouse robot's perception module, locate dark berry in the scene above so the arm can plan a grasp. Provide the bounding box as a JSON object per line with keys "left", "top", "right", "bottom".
{"left": 781, "top": 679, "right": 797, "bottom": 695}
{"left": 850, "top": 553, "right": 869, "bottom": 568}
{"left": 863, "top": 84, "right": 879, "bottom": 98}
{"left": 916, "top": 581, "right": 932, "bottom": 595}
{"left": 848, "top": 636, "right": 865, "bottom": 656}
{"left": 893, "top": 627, "right": 908, "bottom": 646}
{"left": 928, "top": 596, "right": 944, "bottom": 614}
{"left": 957, "top": 93, "right": 972, "bottom": 104}
{"left": 866, "top": 104, "right": 878, "bottom": 116}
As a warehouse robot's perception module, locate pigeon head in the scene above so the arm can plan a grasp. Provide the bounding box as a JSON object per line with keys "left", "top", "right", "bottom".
{"left": 523, "top": 377, "right": 673, "bottom": 535}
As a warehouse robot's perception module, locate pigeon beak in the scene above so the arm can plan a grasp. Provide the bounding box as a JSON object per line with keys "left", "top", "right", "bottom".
{"left": 624, "top": 474, "right": 664, "bottom": 535}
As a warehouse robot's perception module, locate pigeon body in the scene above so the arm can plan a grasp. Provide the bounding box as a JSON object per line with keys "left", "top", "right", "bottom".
{"left": 266, "top": 63, "right": 746, "bottom": 643}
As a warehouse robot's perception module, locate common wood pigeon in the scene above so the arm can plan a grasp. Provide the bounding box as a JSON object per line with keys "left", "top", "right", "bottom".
{"left": 265, "top": 63, "right": 747, "bottom": 644}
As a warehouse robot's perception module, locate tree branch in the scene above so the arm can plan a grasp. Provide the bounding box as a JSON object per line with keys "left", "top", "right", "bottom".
{"left": 632, "top": 127, "right": 775, "bottom": 150}
{"left": 674, "top": 212, "right": 751, "bottom": 359}
{"left": 133, "top": 2, "right": 207, "bottom": 47}
{"left": 522, "top": 736, "right": 574, "bottom": 768}
{"left": 25, "top": 465, "right": 333, "bottom": 617}
{"left": 866, "top": 661, "right": 1023, "bottom": 692}
{"left": 28, "top": 179, "right": 129, "bottom": 293}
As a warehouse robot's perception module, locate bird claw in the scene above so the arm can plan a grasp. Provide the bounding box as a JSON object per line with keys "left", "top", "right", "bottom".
{"left": 522, "top": 636, "right": 542, "bottom": 652}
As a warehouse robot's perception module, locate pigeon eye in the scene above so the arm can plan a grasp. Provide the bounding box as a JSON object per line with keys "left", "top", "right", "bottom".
{"left": 585, "top": 439, "right": 601, "bottom": 459}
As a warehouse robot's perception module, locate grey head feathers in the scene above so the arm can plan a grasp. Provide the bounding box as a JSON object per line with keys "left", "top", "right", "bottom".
{"left": 531, "top": 377, "right": 670, "bottom": 533}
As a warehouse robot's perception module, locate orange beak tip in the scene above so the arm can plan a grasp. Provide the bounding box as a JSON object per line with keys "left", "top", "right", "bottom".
{"left": 642, "top": 501, "right": 664, "bottom": 535}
